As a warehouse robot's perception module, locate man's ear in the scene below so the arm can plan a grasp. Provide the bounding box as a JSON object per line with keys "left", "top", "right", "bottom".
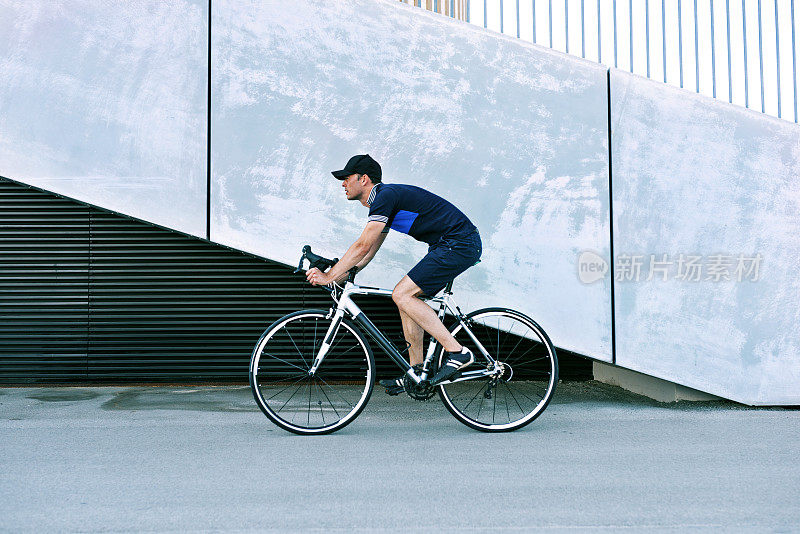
{"left": 361, "top": 174, "right": 370, "bottom": 185}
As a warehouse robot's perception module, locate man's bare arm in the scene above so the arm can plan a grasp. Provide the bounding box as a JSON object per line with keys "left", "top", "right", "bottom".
{"left": 354, "top": 231, "right": 387, "bottom": 272}
{"left": 317, "top": 222, "right": 386, "bottom": 283}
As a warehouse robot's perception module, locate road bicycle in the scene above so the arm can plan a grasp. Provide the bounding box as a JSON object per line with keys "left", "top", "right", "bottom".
{"left": 250, "top": 245, "right": 558, "bottom": 434}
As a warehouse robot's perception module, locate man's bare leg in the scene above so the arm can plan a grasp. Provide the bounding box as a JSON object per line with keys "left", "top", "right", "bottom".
{"left": 392, "top": 276, "right": 462, "bottom": 354}
{"left": 398, "top": 308, "right": 424, "bottom": 367}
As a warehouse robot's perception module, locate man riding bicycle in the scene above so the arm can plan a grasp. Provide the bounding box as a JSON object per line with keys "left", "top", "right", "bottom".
{"left": 306, "top": 154, "right": 482, "bottom": 392}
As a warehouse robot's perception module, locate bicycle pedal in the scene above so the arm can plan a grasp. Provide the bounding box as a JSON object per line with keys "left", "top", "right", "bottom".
{"left": 384, "top": 385, "right": 405, "bottom": 396}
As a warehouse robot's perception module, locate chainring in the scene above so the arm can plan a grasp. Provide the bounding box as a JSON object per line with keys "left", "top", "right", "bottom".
{"left": 403, "top": 375, "right": 436, "bottom": 401}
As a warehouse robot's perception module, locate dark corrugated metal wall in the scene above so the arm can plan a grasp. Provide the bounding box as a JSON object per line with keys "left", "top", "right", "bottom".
{"left": 0, "top": 182, "right": 90, "bottom": 381}
{"left": 0, "top": 176, "right": 591, "bottom": 383}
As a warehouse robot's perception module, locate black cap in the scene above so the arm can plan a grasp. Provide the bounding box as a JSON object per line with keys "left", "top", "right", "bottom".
{"left": 331, "top": 154, "right": 382, "bottom": 182}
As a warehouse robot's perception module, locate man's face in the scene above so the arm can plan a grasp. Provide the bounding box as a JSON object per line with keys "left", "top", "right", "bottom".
{"left": 341, "top": 173, "right": 366, "bottom": 201}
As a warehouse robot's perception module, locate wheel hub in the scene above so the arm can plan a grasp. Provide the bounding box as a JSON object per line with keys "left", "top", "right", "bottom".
{"left": 494, "top": 361, "right": 513, "bottom": 382}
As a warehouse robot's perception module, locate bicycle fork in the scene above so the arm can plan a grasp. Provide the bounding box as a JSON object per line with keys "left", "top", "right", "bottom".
{"left": 308, "top": 308, "right": 344, "bottom": 375}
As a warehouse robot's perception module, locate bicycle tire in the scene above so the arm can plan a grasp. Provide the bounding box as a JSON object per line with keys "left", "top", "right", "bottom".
{"left": 250, "top": 309, "right": 375, "bottom": 435}
{"left": 437, "top": 307, "right": 558, "bottom": 432}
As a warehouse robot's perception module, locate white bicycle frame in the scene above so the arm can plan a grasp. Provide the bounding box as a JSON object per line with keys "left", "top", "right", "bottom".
{"left": 308, "top": 281, "right": 498, "bottom": 384}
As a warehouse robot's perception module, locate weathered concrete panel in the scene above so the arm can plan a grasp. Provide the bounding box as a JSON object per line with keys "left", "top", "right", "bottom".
{"left": 0, "top": 1, "right": 208, "bottom": 237}
{"left": 611, "top": 69, "right": 800, "bottom": 404}
{"left": 211, "top": 0, "right": 611, "bottom": 359}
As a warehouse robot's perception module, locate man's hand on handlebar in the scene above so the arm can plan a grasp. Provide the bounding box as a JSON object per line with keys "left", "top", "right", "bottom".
{"left": 306, "top": 267, "right": 333, "bottom": 287}
{"left": 306, "top": 267, "right": 351, "bottom": 286}
{"left": 298, "top": 245, "right": 358, "bottom": 287}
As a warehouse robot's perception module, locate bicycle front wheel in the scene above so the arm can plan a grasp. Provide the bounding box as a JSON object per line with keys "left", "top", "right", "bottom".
{"left": 250, "top": 309, "right": 374, "bottom": 435}
{"left": 438, "top": 308, "right": 558, "bottom": 432}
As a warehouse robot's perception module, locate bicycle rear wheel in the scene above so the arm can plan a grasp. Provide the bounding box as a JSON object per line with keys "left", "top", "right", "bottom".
{"left": 437, "top": 308, "right": 558, "bottom": 432}
{"left": 250, "top": 309, "right": 374, "bottom": 435}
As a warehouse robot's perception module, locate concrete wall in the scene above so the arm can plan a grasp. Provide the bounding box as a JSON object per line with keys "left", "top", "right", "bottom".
{"left": 611, "top": 69, "right": 800, "bottom": 405}
{"left": 3, "top": 0, "right": 800, "bottom": 403}
{"left": 0, "top": 0, "right": 208, "bottom": 237}
{"left": 211, "top": 0, "right": 613, "bottom": 361}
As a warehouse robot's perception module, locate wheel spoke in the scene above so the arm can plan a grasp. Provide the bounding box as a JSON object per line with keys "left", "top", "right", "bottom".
{"left": 307, "top": 378, "right": 312, "bottom": 426}
{"left": 504, "top": 327, "right": 528, "bottom": 360}
{"left": 263, "top": 374, "right": 308, "bottom": 401}
{"left": 512, "top": 357, "right": 551, "bottom": 367}
{"left": 504, "top": 386, "right": 512, "bottom": 423}
{"left": 261, "top": 352, "right": 308, "bottom": 373}
{"left": 500, "top": 321, "right": 516, "bottom": 357}
{"left": 480, "top": 321, "right": 492, "bottom": 353}
{"left": 284, "top": 328, "right": 309, "bottom": 368}
{"left": 504, "top": 343, "right": 540, "bottom": 364}
{"left": 315, "top": 378, "right": 341, "bottom": 418}
{"left": 503, "top": 381, "right": 528, "bottom": 417}
{"left": 492, "top": 382, "right": 497, "bottom": 424}
{"left": 462, "top": 381, "right": 488, "bottom": 411}
{"left": 446, "top": 386, "right": 476, "bottom": 401}
{"left": 476, "top": 383, "right": 488, "bottom": 419}
{"left": 314, "top": 380, "right": 326, "bottom": 425}
{"left": 315, "top": 375, "right": 357, "bottom": 410}
{"left": 332, "top": 344, "right": 358, "bottom": 359}
{"left": 276, "top": 380, "right": 306, "bottom": 414}
{"left": 504, "top": 382, "right": 544, "bottom": 404}
{"left": 496, "top": 317, "right": 500, "bottom": 358}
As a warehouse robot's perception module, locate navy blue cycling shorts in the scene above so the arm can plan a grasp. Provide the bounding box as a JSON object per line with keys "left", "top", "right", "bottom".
{"left": 407, "top": 231, "right": 482, "bottom": 297}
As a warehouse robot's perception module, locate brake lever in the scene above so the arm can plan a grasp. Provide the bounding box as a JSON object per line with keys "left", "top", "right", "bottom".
{"left": 294, "top": 245, "right": 338, "bottom": 275}
{"left": 294, "top": 245, "right": 313, "bottom": 274}
{"left": 317, "top": 259, "right": 339, "bottom": 272}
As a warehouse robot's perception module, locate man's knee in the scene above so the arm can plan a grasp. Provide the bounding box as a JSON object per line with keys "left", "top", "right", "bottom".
{"left": 392, "top": 277, "right": 422, "bottom": 307}
{"left": 391, "top": 286, "right": 408, "bottom": 307}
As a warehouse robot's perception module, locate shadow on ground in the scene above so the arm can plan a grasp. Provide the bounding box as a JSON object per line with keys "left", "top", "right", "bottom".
{"left": 15, "top": 381, "right": 772, "bottom": 414}
{"left": 98, "top": 386, "right": 257, "bottom": 412}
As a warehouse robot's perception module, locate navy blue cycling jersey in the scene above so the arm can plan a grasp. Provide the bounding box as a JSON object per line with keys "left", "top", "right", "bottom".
{"left": 366, "top": 183, "right": 477, "bottom": 245}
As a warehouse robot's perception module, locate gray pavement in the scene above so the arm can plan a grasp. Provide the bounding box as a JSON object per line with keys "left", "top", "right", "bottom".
{"left": 1, "top": 382, "right": 798, "bottom": 533}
